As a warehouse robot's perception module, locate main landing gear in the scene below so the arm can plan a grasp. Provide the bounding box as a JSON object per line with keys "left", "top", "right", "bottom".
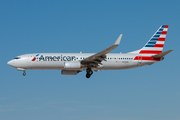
{"left": 86, "top": 68, "right": 93, "bottom": 78}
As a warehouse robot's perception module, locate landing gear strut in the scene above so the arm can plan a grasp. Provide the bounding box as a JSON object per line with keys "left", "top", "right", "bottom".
{"left": 86, "top": 67, "right": 93, "bottom": 78}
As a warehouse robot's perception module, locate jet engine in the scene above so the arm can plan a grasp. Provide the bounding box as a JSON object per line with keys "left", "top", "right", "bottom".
{"left": 64, "top": 62, "right": 81, "bottom": 69}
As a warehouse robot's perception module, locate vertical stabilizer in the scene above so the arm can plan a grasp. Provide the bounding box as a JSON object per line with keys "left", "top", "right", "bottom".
{"left": 132, "top": 25, "right": 169, "bottom": 61}
{"left": 139, "top": 25, "right": 168, "bottom": 55}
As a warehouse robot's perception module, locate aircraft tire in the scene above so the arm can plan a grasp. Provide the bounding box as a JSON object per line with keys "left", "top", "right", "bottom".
{"left": 86, "top": 68, "right": 93, "bottom": 75}
{"left": 86, "top": 73, "right": 91, "bottom": 78}
{"left": 88, "top": 70, "right": 93, "bottom": 75}
{"left": 23, "top": 72, "right": 26, "bottom": 76}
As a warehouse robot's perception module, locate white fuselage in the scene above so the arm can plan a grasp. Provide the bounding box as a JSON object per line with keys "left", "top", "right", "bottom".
{"left": 7, "top": 53, "right": 157, "bottom": 71}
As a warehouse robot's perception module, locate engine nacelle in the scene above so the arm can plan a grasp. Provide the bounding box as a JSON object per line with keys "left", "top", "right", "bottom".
{"left": 61, "top": 70, "right": 79, "bottom": 75}
{"left": 64, "top": 62, "right": 81, "bottom": 69}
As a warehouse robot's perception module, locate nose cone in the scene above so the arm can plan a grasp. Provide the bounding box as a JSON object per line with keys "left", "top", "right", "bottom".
{"left": 7, "top": 60, "right": 15, "bottom": 67}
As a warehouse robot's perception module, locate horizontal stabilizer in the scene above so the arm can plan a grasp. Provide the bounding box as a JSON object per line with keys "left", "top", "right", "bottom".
{"left": 152, "top": 49, "right": 173, "bottom": 58}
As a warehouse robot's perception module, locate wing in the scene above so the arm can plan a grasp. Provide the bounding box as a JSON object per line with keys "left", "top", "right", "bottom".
{"left": 81, "top": 34, "right": 123, "bottom": 67}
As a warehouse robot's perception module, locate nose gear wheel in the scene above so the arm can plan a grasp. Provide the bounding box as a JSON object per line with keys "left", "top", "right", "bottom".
{"left": 23, "top": 71, "right": 26, "bottom": 76}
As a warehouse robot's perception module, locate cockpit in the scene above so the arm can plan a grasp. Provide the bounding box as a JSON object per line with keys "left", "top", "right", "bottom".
{"left": 14, "top": 57, "right": 21, "bottom": 59}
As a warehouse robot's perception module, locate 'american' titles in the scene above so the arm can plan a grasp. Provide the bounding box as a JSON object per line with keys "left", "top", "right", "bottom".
{"left": 38, "top": 55, "right": 76, "bottom": 61}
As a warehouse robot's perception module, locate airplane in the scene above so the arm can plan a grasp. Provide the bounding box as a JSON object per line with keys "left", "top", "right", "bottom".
{"left": 7, "top": 25, "right": 173, "bottom": 78}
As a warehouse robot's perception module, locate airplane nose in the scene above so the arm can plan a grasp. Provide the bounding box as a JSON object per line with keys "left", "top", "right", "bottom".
{"left": 7, "top": 60, "right": 14, "bottom": 67}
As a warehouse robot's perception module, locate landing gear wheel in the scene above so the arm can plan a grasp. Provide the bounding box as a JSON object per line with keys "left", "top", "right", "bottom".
{"left": 86, "top": 67, "right": 93, "bottom": 78}
{"left": 88, "top": 70, "right": 93, "bottom": 75}
{"left": 23, "top": 72, "right": 26, "bottom": 76}
{"left": 86, "top": 74, "right": 91, "bottom": 78}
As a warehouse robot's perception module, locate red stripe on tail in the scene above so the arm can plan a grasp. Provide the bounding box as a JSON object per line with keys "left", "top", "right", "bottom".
{"left": 161, "top": 31, "right": 167, "bottom": 34}
{"left": 158, "top": 38, "right": 165, "bottom": 41}
{"left": 139, "top": 50, "right": 162, "bottom": 54}
{"left": 165, "top": 25, "right": 168, "bottom": 28}
{"left": 154, "top": 44, "right": 164, "bottom": 47}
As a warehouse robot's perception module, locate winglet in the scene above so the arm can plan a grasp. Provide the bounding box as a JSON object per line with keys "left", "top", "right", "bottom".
{"left": 114, "top": 34, "right": 123, "bottom": 45}
{"left": 152, "top": 49, "right": 174, "bottom": 58}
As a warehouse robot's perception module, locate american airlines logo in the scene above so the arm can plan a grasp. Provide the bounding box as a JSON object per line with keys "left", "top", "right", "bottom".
{"left": 32, "top": 55, "right": 76, "bottom": 61}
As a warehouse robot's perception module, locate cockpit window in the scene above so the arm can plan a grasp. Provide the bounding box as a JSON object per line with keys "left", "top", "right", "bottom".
{"left": 14, "top": 57, "right": 20, "bottom": 59}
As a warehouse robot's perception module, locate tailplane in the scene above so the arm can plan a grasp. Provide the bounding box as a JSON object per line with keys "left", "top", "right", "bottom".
{"left": 152, "top": 49, "right": 173, "bottom": 59}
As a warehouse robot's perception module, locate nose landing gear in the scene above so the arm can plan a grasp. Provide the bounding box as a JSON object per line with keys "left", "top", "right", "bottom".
{"left": 86, "top": 68, "right": 93, "bottom": 78}
{"left": 17, "top": 68, "right": 26, "bottom": 76}
{"left": 23, "top": 71, "right": 26, "bottom": 76}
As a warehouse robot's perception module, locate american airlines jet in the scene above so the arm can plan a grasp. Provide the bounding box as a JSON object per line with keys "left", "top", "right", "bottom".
{"left": 7, "top": 25, "right": 173, "bottom": 78}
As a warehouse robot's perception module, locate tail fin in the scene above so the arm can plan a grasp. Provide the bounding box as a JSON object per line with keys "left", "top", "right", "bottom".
{"left": 139, "top": 25, "right": 168, "bottom": 55}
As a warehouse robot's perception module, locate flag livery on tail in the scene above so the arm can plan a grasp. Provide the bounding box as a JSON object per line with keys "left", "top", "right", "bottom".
{"left": 134, "top": 25, "right": 168, "bottom": 61}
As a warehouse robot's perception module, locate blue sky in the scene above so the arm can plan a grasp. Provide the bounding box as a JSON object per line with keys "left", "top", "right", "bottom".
{"left": 0, "top": 0, "right": 180, "bottom": 120}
